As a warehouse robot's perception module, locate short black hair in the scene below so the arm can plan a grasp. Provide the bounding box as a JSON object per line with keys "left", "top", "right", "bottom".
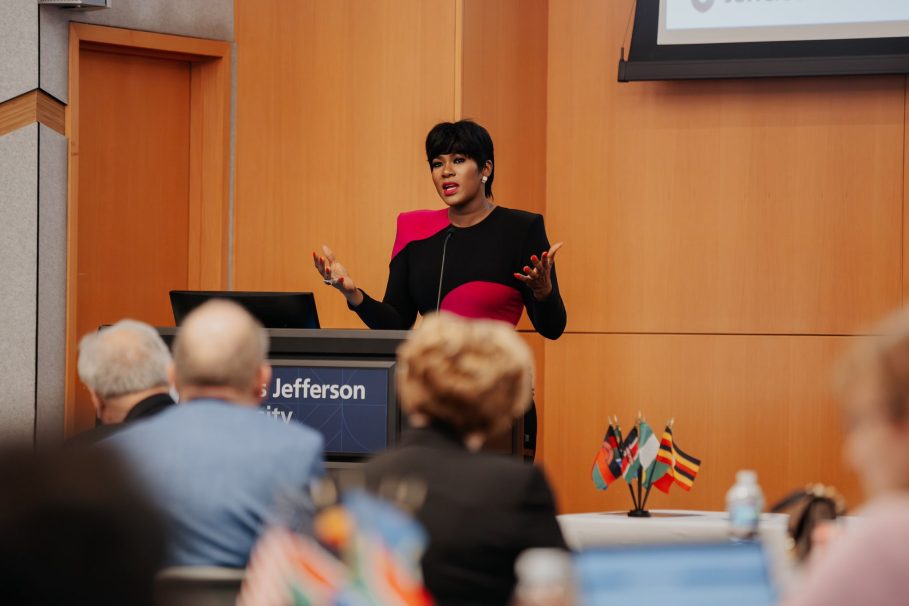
{"left": 425, "top": 120, "right": 495, "bottom": 197}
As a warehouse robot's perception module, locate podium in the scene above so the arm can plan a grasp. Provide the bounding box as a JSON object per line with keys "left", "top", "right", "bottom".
{"left": 156, "top": 328, "right": 524, "bottom": 464}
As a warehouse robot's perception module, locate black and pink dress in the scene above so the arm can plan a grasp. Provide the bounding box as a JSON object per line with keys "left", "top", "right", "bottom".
{"left": 352, "top": 206, "right": 566, "bottom": 339}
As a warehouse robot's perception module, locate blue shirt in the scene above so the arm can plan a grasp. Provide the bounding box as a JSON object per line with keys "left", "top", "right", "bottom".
{"left": 105, "top": 399, "right": 324, "bottom": 567}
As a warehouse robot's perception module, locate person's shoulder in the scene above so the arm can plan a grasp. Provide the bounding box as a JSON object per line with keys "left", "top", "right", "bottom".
{"left": 495, "top": 206, "right": 543, "bottom": 226}
{"left": 459, "top": 451, "right": 543, "bottom": 490}
{"left": 391, "top": 209, "right": 449, "bottom": 258}
{"left": 66, "top": 424, "right": 120, "bottom": 449}
{"left": 852, "top": 495, "right": 909, "bottom": 540}
{"left": 397, "top": 208, "right": 449, "bottom": 223}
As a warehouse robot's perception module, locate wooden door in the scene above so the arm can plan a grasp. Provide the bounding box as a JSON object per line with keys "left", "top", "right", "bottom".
{"left": 71, "top": 49, "right": 192, "bottom": 432}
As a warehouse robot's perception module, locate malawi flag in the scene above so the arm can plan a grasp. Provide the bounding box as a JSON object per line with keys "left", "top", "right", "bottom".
{"left": 591, "top": 425, "right": 623, "bottom": 490}
{"left": 649, "top": 426, "right": 676, "bottom": 493}
{"left": 620, "top": 426, "right": 640, "bottom": 482}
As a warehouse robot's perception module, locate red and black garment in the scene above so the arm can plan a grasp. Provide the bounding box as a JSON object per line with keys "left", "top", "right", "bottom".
{"left": 351, "top": 206, "right": 566, "bottom": 339}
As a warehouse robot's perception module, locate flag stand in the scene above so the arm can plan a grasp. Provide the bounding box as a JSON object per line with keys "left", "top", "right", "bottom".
{"left": 592, "top": 415, "right": 699, "bottom": 517}
{"left": 628, "top": 466, "right": 651, "bottom": 517}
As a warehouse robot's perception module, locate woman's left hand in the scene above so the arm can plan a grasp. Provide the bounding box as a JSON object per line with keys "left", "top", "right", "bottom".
{"left": 514, "top": 242, "right": 564, "bottom": 301}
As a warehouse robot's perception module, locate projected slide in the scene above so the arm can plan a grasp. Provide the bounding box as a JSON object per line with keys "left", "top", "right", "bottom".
{"left": 660, "top": 0, "right": 909, "bottom": 45}
{"left": 262, "top": 365, "right": 389, "bottom": 455}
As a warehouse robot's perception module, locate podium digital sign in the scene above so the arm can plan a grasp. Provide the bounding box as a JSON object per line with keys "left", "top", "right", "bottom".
{"left": 262, "top": 361, "right": 394, "bottom": 456}
{"left": 157, "top": 328, "right": 408, "bottom": 463}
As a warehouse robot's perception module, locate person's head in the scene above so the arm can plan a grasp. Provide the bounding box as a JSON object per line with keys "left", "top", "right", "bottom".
{"left": 425, "top": 120, "right": 494, "bottom": 207}
{"left": 837, "top": 307, "right": 909, "bottom": 497}
{"left": 396, "top": 313, "right": 533, "bottom": 448}
{"left": 77, "top": 319, "right": 172, "bottom": 424}
{"left": 170, "top": 299, "right": 271, "bottom": 406}
{"left": 0, "top": 446, "right": 165, "bottom": 606}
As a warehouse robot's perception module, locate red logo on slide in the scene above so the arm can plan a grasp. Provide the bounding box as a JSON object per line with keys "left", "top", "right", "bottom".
{"left": 691, "top": 0, "right": 715, "bottom": 12}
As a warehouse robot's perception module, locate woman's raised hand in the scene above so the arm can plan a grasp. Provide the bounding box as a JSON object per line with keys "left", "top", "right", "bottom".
{"left": 514, "top": 242, "right": 564, "bottom": 301}
{"left": 313, "top": 245, "right": 364, "bottom": 306}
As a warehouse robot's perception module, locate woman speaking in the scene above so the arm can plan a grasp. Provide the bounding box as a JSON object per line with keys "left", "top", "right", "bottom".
{"left": 313, "top": 120, "right": 566, "bottom": 455}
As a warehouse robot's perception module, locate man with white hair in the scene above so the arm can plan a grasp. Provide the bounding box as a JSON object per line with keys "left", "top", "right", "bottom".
{"left": 70, "top": 320, "right": 175, "bottom": 446}
{"left": 104, "top": 299, "right": 325, "bottom": 568}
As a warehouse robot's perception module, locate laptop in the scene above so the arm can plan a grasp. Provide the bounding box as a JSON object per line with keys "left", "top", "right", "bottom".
{"left": 170, "top": 291, "right": 320, "bottom": 329}
{"left": 574, "top": 541, "right": 777, "bottom": 606}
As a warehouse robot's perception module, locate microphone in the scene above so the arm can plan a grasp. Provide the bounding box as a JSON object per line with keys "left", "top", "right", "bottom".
{"left": 436, "top": 226, "right": 455, "bottom": 312}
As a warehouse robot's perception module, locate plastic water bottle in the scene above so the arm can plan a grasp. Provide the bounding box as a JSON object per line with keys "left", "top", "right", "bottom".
{"left": 726, "top": 470, "right": 765, "bottom": 540}
{"left": 513, "top": 549, "right": 574, "bottom": 606}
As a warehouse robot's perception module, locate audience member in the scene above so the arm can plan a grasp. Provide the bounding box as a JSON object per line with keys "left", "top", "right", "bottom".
{"left": 0, "top": 446, "right": 165, "bottom": 606}
{"left": 70, "top": 319, "right": 175, "bottom": 446}
{"left": 784, "top": 307, "right": 909, "bottom": 606}
{"left": 105, "top": 300, "right": 324, "bottom": 568}
{"left": 363, "top": 313, "right": 567, "bottom": 606}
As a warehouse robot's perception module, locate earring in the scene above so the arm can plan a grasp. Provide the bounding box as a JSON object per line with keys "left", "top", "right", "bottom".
{"left": 481, "top": 176, "right": 488, "bottom": 183}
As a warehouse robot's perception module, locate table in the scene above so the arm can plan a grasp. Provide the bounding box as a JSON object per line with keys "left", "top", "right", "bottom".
{"left": 559, "top": 510, "right": 797, "bottom": 591}
{"left": 558, "top": 509, "right": 790, "bottom": 549}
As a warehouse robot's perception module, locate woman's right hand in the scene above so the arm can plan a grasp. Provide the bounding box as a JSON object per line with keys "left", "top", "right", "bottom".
{"left": 313, "top": 245, "right": 364, "bottom": 306}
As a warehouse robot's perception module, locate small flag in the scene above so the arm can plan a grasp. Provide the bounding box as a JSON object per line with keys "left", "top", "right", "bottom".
{"left": 238, "top": 527, "right": 346, "bottom": 606}
{"left": 637, "top": 421, "right": 658, "bottom": 482}
{"left": 671, "top": 441, "right": 701, "bottom": 491}
{"left": 606, "top": 424, "right": 620, "bottom": 450}
{"left": 620, "top": 426, "right": 640, "bottom": 482}
{"left": 646, "top": 425, "right": 675, "bottom": 491}
{"left": 591, "top": 425, "right": 623, "bottom": 490}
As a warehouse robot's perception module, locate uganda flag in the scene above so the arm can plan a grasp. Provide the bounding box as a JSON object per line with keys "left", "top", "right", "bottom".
{"left": 591, "top": 425, "right": 623, "bottom": 490}
{"left": 645, "top": 425, "right": 674, "bottom": 491}
{"left": 671, "top": 441, "right": 701, "bottom": 492}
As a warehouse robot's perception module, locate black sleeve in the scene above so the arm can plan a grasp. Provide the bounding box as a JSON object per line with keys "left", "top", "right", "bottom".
{"left": 350, "top": 248, "right": 418, "bottom": 330}
{"left": 517, "top": 466, "right": 569, "bottom": 552}
{"left": 520, "top": 215, "right": 567, "bottom": 340}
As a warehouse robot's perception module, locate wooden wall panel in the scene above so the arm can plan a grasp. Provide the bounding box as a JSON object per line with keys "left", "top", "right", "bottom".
{"left": 547, "top": 0, "right": 905, "bottom": 336}
{"left": 234, "top": 0, "right": 458, "bottom": 328}
{"left": 903, "top": 76, "right": 909, "bottom": 302}
{"left": 542, "top": 334, "right": 863, "bottom": 514}
{"left": 461, "top": 0, "right": 547, "bottom": 218}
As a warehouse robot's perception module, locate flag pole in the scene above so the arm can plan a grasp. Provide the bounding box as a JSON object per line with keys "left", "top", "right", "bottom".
{"left": 636, "top": 467, "right": 644, "bottom": 513}
{"left": 641, "top": 418, "right": 674, "bottom": 511}
{"left": 635, "top": 414, "right": 644, "bottom": 515}
{"left": 614, "top": 415, "right": 639, "bottom": 511}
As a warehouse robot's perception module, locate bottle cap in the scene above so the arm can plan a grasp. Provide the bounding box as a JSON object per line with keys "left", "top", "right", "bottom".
{"left": 736, "top": 470, "right": 758, "bottom": 484}
{"left": 515, "top": 548, "right": 572, "bottom": 584}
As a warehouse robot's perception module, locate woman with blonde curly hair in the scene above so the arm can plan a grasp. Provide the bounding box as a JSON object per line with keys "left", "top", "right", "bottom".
{"left": 364, "top": 312, "right": 566, "bottom": 606}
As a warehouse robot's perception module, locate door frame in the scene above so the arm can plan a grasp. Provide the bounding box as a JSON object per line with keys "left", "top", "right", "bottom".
{"left": 65, "top": 23, "right": 231, "bottom": 435}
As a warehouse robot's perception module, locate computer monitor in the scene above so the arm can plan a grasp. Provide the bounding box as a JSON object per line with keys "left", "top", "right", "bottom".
{"left": 575, "top": 542, "right": 777, "bottom": 606}
{"left": 170, "top": 291, "right": 320, "bottom": 329}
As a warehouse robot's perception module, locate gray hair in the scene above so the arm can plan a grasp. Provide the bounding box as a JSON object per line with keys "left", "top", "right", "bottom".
{"left": 77, "top": 320, "right": 171, "bottom": 399}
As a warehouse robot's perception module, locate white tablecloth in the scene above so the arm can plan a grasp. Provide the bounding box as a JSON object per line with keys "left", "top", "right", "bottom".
{"left": 559, "top": 510, "right": 797, "bottom": 591}
{"left": 558, "top": 509, "right": 790, "bottom": 549}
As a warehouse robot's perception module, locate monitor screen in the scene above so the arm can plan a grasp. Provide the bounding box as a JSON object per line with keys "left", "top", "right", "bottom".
{"left": 170, "top": 290, "right": 319, "bottom": 329}
{"left": 620, "top": 0, "right": 909, "bottom": 81}
{"left": 660, "top": 0, "right": 909, "bottom": 45}
{"left": 261, "top": 360, "right": 397, "bottom": 460}
{"left": 575, "top": 542, "right": 776, "bottom": 606}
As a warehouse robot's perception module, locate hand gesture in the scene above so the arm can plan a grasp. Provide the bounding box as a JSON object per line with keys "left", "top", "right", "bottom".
{"left": 313, "top": 245, "right": 364, "bottom": 306}
{"left": 514, "top": 242, "right": 563, "bottom": 301}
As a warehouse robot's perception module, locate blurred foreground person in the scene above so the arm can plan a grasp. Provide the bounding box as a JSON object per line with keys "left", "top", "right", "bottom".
{"left": 105, "top": 300, "right": 324, "bottom": 567}
{"left": 71, "top": 319, "right": 175, "bottom": 446}
{"left": 364, "top": 313, "right": 567, "bottom": 606}
{"left": 0, "top": 446, "right": 165, "bottom": 606}
{"left": 784, "top": 307, "right": 909, "bottom": 606}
